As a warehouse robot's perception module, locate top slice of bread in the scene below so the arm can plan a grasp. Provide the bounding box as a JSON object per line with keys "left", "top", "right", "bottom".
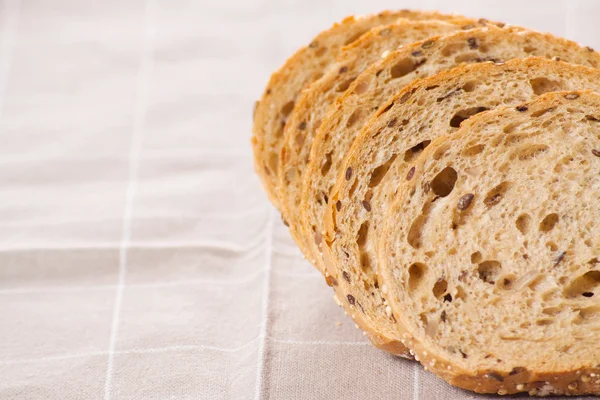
{"left": 379, "top": 90, "right": 600, "bottom": 396}
{"left": 276, "top": 18, "right": 487, "bottom": 259}
{"left": 321, "top": 58, "right": 600, "bottom": 358}
{"left": 301, "top": 26, "right": 600, "bottom": 274}
{"left": 251, "top": 10, "right": 470, "bottom": 208}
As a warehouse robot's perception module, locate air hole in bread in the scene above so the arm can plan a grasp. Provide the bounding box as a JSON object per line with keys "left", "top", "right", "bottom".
{"left": 408, "top": 262, "right": 427, "bottom": 293}
{"left": 529, "top": 77, "right": 563, "bottom": 95}
{"left": 478, "top": 260, "right": 502, "bottom": 284}
{"left": 390, "top": 58, "right": 417, "bottom": 79}
{"left": 285, "top": 166, "right": 297, "bottom": 183}
{"left": 546, "top": 241, "right": 558, "bottom": 251}
{"left": 268, "top": 153, "right": 279, "bottom": 175}
{"left": 531, "top": 107, "right": 556, "bottom": 118}
{"left": 449, "top": 107, "right": 489, "bottom": 128}
{"left": 404, "top": 140, "right": 431, "bottom": 163}
{"left": 564, "top": 271, "right": 600, "bottom": 298}
{"left": 503, "top": 134, "right": 527, "bottom": 147}
{"left": 523, "top": 45, "right": 537, "bottom": 53}
{"left": 529, "top": 274, "right": 551, "bottom": 291}
{"left": 539, "top": 213, "right": 559, "bottom": 232}
{"left": 314, "top": 47, "right": 327, "bottom": 57}
{"left": 361, "top": 252, "right": 373, "bottom": 276}
{"left": 461, "top": 80, "right": 480, "bottom": 93}
{"left": 441, "top": 43, "right": 463, "bottom": 57}
{"left": 454, "top": 53, "right": 477, "bottom": 63}
{"left": 357, "top": 221, "right": 369, "bottom": 247}
{"left": 431, "top": 167, "right": 458, "bottom": 197}
{"left": 516, "top": 214, "right": 532, "bottom": 234}
{"left": 536, "top": 318, "right": 554, "bottom": 326}
{"left": 499, "top": 274, "right": 517, "bottom": 290}
{"left": 348, "top": 177, "right": 359, "bottom": 197}
{"left": 368, "top": 155, "right": 397, "bottom": 188}
{"left": 281, "top": 100, "right": 295, "bottom": 117}
{"left": 543, "top": 306, "right": 563, "bottom": 316}
{"left": 484, "top": 181, "right": 512, "bottom": 207}
{"left": 313, "top": 70, "right": 325, "bottom": 80}
{"left": 576, "top": 306, "right": 600, "bottom": 322}
{"left": 471, "top": 251, "right": 482, "bottom": 264}
{"left": 295, "top": 133, "right": 305, "bottom": 148}
{"left": 462, "top": 144, "right": 485, "bottom": 157}
{"left": 354, "top": 79, "right": 369, "bottom": 95}
{"left": 346, "top": 108, "right": 363, "bottom": 128}
{"left": 336, "top": 77, "right": 356, "bottom": 92}
{"left": 515, "top": 144, "right": 549, "bottom": 161}
{"left": 407, "top": 215, "right": 425, "bottom": 249}
{"left": 503, "top": 122, "right": 522, "bottom": 134}
{"left": 320, "top": 152, "right": 333, "bottom": 176}
{"left": 455, "top": 285, "right": 467, "bottom": 301}
{"left": 433, "top": 278, "right": 448, "bottom": 299}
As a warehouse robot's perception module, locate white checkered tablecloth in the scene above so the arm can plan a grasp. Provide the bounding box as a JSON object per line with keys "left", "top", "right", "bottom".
{"left": 0, "top": 1, "right": 599, "bottom": 399}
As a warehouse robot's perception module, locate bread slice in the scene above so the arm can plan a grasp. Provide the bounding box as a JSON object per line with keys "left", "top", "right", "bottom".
{"left": 276, "top": 18, "right": 488, "bottom": 257}
{"left": 378, "top": 90, "right": 600, "bottom": 396}
{"left": 251, "top": 10, "right": 473, "bottom": 209}
{"left": 302, "top": 26, "right": 600, "bottom": 274}
{"left": 322, "top": 58, "right": 600, "bottom": 358}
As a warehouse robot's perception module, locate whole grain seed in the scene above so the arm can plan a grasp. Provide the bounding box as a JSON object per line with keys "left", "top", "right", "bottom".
{"left": 406, "top": 166, "right": 416, "bottom": 180}
{"left": 347, "top": 294, "right": 356, "bottom": 305}
{"left": 345, "top": 167, "right": 352, "bottom": 180}
{"left": 342, "top": 271, "right": 351, "bottom": 283}
{"left": 362, "top": 200, "right": 371, "bottom": 212}
{"left": 457, "top": 193, "right": 475, "bottom": 210}
{"left": 555, "top": 251, "right": 566, "bottom": 266}
{"left": 486, "top": 372, "right": 504, "bottom": 382}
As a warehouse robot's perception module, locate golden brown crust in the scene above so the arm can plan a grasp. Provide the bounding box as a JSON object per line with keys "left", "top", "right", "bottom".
{"left": 252, "top": 10, "right": 446, "bottom": 208}
{"left": 275, "top": 15, "right": 485, "bottom": 261}
{"left": 301, "top": 26, "right": 600, "bottom": 276}
{"left": 378, "top": 90, "right": 600, "bottom": 395}
{"left": 322, "top": 57, "right": 600, "bottom": 372}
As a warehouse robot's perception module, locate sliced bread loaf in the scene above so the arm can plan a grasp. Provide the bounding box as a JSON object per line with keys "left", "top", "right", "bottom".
{"left": 322, "top": 58, "right": 600, "bottom": 357}
{"left": 379, "top": 90, "right": 600, "bottom": 396}
{"left": 252, "top": 10, "right": 471, "bottom": 208}
{"left": 276, "top": 18, "right": 486, "bottom": 257}
{"left": 301, "top": 26, "right": 600, "bottom": 273}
